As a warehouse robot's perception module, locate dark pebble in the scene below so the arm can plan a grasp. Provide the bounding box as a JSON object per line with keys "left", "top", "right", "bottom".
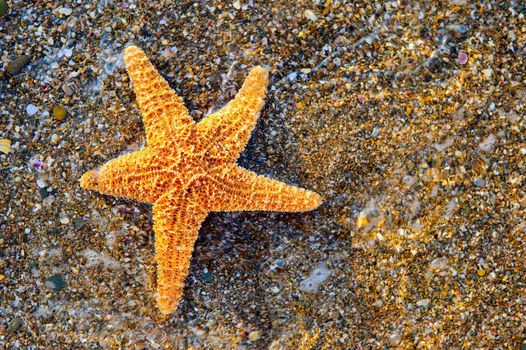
{"left": 45, "top": 275, "right": 66, "bottom": 291}
{"left": 5, "top": 55, "right": 32, "bottom": 75}
{"left": 73, "top": 218, "right": 86, "bottom": 230}
{"left": 203, "top": 271, "right": 215, "bottom": 283}
{"left": 39, "top": 187, "right": 49, "bottom": 199}
{"left": 0, "top": 0, "right": 7, "bottom": 17}
{"left": 47, "top": 227, "right": 60, "bottom": 235}
{"left": 9, "top": 317, "right": 22, "bottom": 332}
{"left": 27, "top": 261, "right": 38, "bottom": 270}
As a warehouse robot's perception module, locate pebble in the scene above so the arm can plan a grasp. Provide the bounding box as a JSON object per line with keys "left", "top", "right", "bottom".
{"left": 36, "top": 179, "right": 46, "bottom": 188}
{"left": 39, "top": 188, "right": 49, "bottom": 199}
{"left": 299, "top": 263, "right": 331, "bottom": 293}
{"left": 452, "top": 24, "right": 468, "bottom": 34}
{"left": 45, "top": 275, "right": 66, "bottom": 291}
{"left": 457, "top": 52, "right": 468, "bottom": 65}
{"left": 268, "top": 259, "right": 287, "bottom": 273}
{"left": 203, "top": 271, "right": 214, "bottom": 283}
{"left": 72, "top": 218, "right": 86, "bottom": 230}
{"left": 57, "top": 7, "right": 73, "bottom": 16}
{"left": 479, "top": 134, "right": 496, "bottom": 153}
{"left": 286, "top": 72, "right": 298, "bottom": 81}
{"left": 60, "top": 216, "right": 70, "bottom": 224}
{"left": 371, "top": 126, "right": 381, "bottom": 137}
{"left": 232, "top": 0, "right": 241, "bottom": 10}
{"left": 388, "top": 331, "right": 402, "bottom": 345}
{"left": 304, "top": 9, "right": 317, "bottom": 21}
{"left": 429, "top": 258, "right": 449, "bottom": 271}
{"left": 131, "top": 25, "right": 140, "bottom": 34}
{"left": 0, "top": 0, "right": 7, "bottom": 17}
{"left": 9, "top": 317, "right": 22, "bottom": 332}
{"left": 0, "top": 138, "right": 11, "bottom": 154}
{"left": 474, "top": 178, "right": 484, "bottom": 187}
{"left": 482, "top": 68, "right": 493, "bottom": 78}
{"left": 248, "top": 331, "right": 260, "bottom": 341}
{"left": 356, "top": 212, "right": 369, "bottom": 228}
{"left": 26, "top": 104, "right": 39, "bottom": 116}
{"left": 403, "top": 175, "right": 417, "bottom": 187}
{"left": 417, "top": 299, "right": 430, "bottom": 307}
{"left": 5, "top": 55, "right": 32, "bottom": 75}
{"left": 190, "top": 326, "right": 207, "bottom": 337}
{"left": 62, "top": 84, "right": 74, "bottom": 96}
{"left": 52, "top": 105, "right": 67, "bottom": 121}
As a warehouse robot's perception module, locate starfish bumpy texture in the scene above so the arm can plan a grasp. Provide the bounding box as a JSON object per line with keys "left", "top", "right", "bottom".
{"left": 80, "top": 45, "right": 322, "bottom": 314}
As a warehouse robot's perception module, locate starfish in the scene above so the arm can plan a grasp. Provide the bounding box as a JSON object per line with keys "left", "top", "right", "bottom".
{"left": 80, "top": 45, "right": 322, "bottom": 314}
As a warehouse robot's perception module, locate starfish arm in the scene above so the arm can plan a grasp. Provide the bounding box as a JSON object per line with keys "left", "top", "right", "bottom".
{"left": 124, "top": 46, "right": 195, "bottom": 147}
{"left": 196, "top": 66, "right": 269, "bottom": 163}
{"left": 203, "top": 164, "right": 322, "bottom": 212}
{"left": 80, "top": 148, "right": 172, "bottom": 203}
{"left": 153, "top": 187, "right": 209, "bottom": 314}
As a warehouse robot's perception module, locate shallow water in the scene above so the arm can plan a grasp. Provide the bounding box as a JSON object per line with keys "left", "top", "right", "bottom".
{"left": 1, "top": 1, "right": 525, "bottom": 349}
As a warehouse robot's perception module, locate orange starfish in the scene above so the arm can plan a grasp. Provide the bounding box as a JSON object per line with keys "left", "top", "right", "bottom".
{"left": 80, "top": 45, "right": 322, "bottom": 314}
